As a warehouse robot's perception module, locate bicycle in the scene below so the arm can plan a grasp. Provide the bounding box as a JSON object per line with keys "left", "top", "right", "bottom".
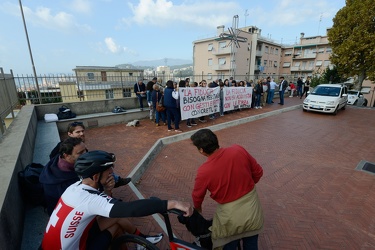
{"left": 111, "top": 208, "right": 206, "bottom": 250}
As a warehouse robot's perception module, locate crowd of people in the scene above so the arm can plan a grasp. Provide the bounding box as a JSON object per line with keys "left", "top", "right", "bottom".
{"left": 134, "top": 76, "right": 311, "bottom": 132}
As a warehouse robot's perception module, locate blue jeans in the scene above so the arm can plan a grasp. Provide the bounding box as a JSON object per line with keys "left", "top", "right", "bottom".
{"left": 279, "top": 90, "right": 285, "bottom": 104}
{"left": 297, "top": 86, "right": 303, "bottom": 97}
{"left": 155, "top": 110, "right": 166, "bottom": 124}
{"left": 267, "top": 90, "right": 275, "bottom": 103}
{"left": 255, "top": 93, "right": 261, "bottom": 107}
{"left": 136, "top": 94, "right": 144, "bottom": 109}
{"left": 223, "top": 234, "right": 259, "bottom": 250}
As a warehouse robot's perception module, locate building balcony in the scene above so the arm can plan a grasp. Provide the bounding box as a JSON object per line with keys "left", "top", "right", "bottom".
{"left": 293, "top": 53, "right": 316, "bottom": 59}
{"left": 212, "top": 47, "right": 231, "bottom": 55}
{"left": 255, "top": 51, "right": 262, "bottom": 57}
{"left": 300, "top": 67, "right": 314, "bottom": 71}
{"left": 212, "top": 64, "right": 230, "bottom": 71}
{"left": 290, "top": 66, "right": 300, "bottom": 71}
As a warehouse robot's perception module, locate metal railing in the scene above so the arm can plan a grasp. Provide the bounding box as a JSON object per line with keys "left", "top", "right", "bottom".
{"left": 10, "top": 72, "right": 297, "bottom": 105}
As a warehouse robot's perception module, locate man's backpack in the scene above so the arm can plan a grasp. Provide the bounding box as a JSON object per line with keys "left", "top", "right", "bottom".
{"left": 18, "top": 163, "right": 45, "bottom": 207}
{"left": 57, "top": 105, "right": 76, "bottom": 120}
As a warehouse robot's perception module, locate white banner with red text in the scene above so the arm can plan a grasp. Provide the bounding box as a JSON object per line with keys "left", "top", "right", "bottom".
{"left": 179, "top": 87, "right": 252, "bottom": 120}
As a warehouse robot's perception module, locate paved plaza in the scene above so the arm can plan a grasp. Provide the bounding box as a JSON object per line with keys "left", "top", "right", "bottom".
{"left": 83, "top": 97, "right": 375, "bottom": 249}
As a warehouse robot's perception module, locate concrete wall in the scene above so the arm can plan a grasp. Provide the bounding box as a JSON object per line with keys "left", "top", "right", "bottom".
{"left": 34, "top": 97, "right": 145, "bottom": 121}
{"left": 0, "top": 105, "right": 37, "bottom": 250}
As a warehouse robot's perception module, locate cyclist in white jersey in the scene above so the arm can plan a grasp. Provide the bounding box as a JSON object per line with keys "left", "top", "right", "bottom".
{"left": 41, "top": 150, "right": 192, "bottom": 250}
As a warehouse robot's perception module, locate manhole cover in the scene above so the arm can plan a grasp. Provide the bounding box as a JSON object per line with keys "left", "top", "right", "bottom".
{"left": 362, "top": 162, "right": 375, "bottom": 174}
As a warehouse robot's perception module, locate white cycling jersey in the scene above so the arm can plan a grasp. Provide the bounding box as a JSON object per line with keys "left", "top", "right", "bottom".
{"left": 41, "top": 181, "right": 115, "bottom": 250}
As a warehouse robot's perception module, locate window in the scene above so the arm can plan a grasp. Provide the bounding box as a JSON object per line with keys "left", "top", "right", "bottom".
{"left": 269, "top": 60, "right": 272, "bottom": 67}
{"left": 312, "top": 49, "right": 317, "bottom": 54}
{"left": 208, "top": 43, "right": 213, "bottom": 51}
{"left": 274, "top": 61, "right": 278, "bottom": 67}
{"left": 284, "top": 50, "right": 292, "bottom": 56}
{"left": 270, "top": 47, "right": 274, "bottom": 54}
{"left": 219, "top": 42, "right": 226, "bottom": 48}
{"left": 87, "top": 73, "right": 95, "bottom": 80}
{"left": 309, "top": 61, "right": 314, "bottom": 68}
{"left": 294, "top": 62, "right": 300, "bottom": 67}
{"left": 105, "top": 89, "right": 114, "bottom": 99}
{"left": 265, "top": 46, "right": 269, "bottom": 53}
{"left": 129, "top": 73, "right": 133, "bottom": 76}
{"left": 207, "top": 73, "right": 212, "bottom": 80}
{"left": 263, "top": 60, "right": 267, "bottom": 66}
{"left": 318, "top": 48, "right": 324, "bottom": 53}
{"left": 283, "top": 62, "right": 291, "bottom": 68}
{"left": 316, "top": 60, "right": 323, "bottom": 66}
{"left": 218, "top": 58, "right": 226, "bottom": 65}
{"left": 208, "top": 58, "right": 213, "bottom": 66}
{"left": 323, "top": 60, "right": 330, "bottom": 67}
{"left": 275, "top": 48, "right": 279, "bottom": 55}
{"left": 326, "top": 47, "right": 332, "bottom": 53}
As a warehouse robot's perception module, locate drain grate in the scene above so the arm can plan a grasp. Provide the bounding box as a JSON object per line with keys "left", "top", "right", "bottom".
{"left": 356, "top": 160, "right": 375, "bottom": 175}
{"left": 362, "top": 162, "right": 375, "bottom": 174}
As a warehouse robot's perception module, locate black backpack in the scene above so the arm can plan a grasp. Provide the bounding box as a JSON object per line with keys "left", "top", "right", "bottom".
{"left": 57, "top": 105, "right": 76, "bottom": 120}
{"left": 18, "top": 163, "right": 45, "bottom": 207}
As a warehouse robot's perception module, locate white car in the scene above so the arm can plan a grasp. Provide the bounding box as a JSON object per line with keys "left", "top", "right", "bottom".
{"left": 347, "top": 90, "right": 364, "bottom": 105}
{"left": 303, "top": 84, "right": 348, "bottom": 115}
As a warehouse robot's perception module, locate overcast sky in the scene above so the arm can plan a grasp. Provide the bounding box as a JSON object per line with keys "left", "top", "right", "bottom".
{"left": 0, "top": 0, "right": 345, "bottom": 75}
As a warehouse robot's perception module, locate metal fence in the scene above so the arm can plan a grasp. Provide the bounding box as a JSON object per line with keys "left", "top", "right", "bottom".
{"left": 0, "top": 68, "right": 19, "bottom": 134}
{"left": 11, "top": 72, "right": 296, "bottom": 105}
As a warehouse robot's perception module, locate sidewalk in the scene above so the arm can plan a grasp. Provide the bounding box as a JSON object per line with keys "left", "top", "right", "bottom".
{"left": 85, "top": 97, "right": 375, "bottom": 249}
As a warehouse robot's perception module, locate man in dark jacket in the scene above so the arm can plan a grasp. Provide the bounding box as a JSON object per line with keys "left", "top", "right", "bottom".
{"left": 163, "top": 80, "right": 182, "bottom": 132}
{"left": 134, "top": 78, "right": 146, "bottom": 110}
{"left": 278, "top": 76, "right": 289, "bottom": 105}
{"left": 40, "top": 137, "right": 86, "bottom": 215}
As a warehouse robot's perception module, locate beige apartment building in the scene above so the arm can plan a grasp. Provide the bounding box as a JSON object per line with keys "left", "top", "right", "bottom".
{"left": 193, "top": 25, "right": 332, "bottom": 82}
{"left": 59, "top": 66, "right": 144, "bottom": 102}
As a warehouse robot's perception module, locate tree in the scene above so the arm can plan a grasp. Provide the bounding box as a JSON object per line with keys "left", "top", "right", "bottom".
{"left": 328, "top": 0, "right": 375, "bottom": 90}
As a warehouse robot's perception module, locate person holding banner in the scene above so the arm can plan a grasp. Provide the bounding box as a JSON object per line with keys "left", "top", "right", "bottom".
{"left": 164, "top": 80, "right": 182, "bottom": 132}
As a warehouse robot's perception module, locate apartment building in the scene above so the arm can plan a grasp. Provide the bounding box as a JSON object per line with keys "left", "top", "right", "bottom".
{"left": 280, "top": 32, "right": 332, "bottom": 80}
{"left": 59, "top": 66, "right": 144, "bottom": 102}
{"left": 193, "top": 25, "right": 333, "bottom": 82}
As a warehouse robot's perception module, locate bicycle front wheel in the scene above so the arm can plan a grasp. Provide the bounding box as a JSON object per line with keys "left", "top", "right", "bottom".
{"left": 111, "top": 234, "right": 159, "bottom": 250}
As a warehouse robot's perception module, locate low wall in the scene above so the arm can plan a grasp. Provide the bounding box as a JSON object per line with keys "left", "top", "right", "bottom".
{"left": 0, "top": 105, "right": 37, "bottom": 250}
{"left": 34, "top": 97, "right": 146, "bottom": 121}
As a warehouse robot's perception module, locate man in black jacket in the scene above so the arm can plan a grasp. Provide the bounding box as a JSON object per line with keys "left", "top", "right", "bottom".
{"left": 278, "top": 76, "right": 289, "bottom": 105}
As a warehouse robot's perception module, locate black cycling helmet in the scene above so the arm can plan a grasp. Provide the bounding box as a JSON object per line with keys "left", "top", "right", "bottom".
{"left": 74, "top": 150, "right": 115, "bottom": 179}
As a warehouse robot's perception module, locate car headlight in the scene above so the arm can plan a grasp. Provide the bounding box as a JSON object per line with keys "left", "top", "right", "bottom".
{"left": 349, "top": 96, "right": 354, "bottom": 99}
{"left": 326, "top": 101, "right": 334, "bottom": 105}
{"left": 304, "top": 99, "right": 310, "bottom": 103}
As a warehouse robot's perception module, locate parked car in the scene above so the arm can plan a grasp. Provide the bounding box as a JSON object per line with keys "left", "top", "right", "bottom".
{"left": 303, "top": 84, "right": 348, "bottom": 115}
{"left": 347, "top": 90, "right": 364, "bottom": 105}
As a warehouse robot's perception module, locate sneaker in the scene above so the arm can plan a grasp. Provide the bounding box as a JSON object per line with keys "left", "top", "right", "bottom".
{"left": 163, "top": 123, "right": 167, "bottom": 126}
{"left": 255, "top": 106, "right": 259, "bottom": 109}
{"left": 187, "top": 124, "right": 192, "bottom": 128}
{"left": 199, "top": 119, "right": 207, "bottom": 123}
{"left": 175, "top": 129, "right": 183, "bottom": 132}
{"left": 168, "top": 129, "right": 173, "bottom": 132}
{"left": 156, "top": 124, "right": 160, "bottom": 127}
{"left": 114, "top": 177, "right": 131, "bottom": 188}
{"left": 145, "top": 233, "right": 163, "bottom": 244}
{"left": 191, "top": 122, "right": 198, "bottom": 126}
{"left": 259, "top": 106, "right": 262, "bottom": 109}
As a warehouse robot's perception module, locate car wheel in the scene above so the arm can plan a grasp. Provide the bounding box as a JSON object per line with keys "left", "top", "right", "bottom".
{"left": 353, "top": 100, "right": 357, "bottom": 105}
{"left": 341, "top": 104, "right": 346, "bottom": 110}
{"left": 303, "top": 108, "right": 307, "bottom": 112}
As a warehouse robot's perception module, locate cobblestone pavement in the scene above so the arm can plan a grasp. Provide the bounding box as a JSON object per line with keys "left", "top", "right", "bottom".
{"left": 84, "top": 97, "right": 375, "bottom": 249}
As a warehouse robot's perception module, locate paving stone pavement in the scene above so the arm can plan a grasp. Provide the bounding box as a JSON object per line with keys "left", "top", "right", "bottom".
{"left": 84, "top": 97, "right": 375, "bottom": 249}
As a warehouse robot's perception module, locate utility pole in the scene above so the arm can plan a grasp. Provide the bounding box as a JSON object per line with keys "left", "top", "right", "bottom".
{"left": 19, "top": 0, "right": 42, "bottom": 104}
{"left": 244, "top": 9, "right": 249, "bottom": 27}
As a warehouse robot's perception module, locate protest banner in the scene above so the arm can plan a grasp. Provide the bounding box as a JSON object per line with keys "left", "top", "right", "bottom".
{"left": 178, "top": 87, "right": 252, "bottom": 120}
{"left": 223, "top": 87, "right": 253, "bottom": 111}
{"left": 179, "top": 87, "right": 220, "bottom": 120}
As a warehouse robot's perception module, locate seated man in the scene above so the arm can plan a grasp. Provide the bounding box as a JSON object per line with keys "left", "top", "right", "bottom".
{"left": 41, "top": 150, "right": 192, "bottom": 250}
{"left": 49, "top": 121, "right": 130, "bottom": 187}
{"left": 40, "top": 139, "right": 162, "bottom": 245}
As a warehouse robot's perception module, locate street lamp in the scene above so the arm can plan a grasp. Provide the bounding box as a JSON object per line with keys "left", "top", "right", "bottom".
{"left": 19, "top": 0, "right": 42, "bottom": 104}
